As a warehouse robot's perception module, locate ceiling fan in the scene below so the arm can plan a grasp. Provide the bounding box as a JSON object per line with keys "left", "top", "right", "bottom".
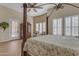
{"left": 27, "top": 3, "right": 43, "bottom": 12}
{"left": 27, "top": 3, "right": 56, "bottom": 13}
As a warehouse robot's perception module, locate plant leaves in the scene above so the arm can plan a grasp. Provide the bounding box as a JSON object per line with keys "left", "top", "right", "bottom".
{"left": 0, "top": 22, "right": 9, "bottom": 30}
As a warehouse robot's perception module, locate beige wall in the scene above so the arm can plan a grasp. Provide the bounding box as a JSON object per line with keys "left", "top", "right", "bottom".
{"left": 33, "top": 4, "right": 79, "bottom": 35}
{"left": 33, "top": 14, "right": 47, "bottom": 34}
{"left": 0, "top": 5, "right": 22, "bottom": 42}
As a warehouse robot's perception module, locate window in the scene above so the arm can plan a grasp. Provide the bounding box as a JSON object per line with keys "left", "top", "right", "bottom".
{"left": 43, "top": 22, "right": 46, "bottom": 32}
{"left": 35, "top": 22, "right": 46, "bottom": 34}
{"left": 65, "top": 17, "right": 71, "bottom": 36}
{"left": 39, "top": 23, "right": 43, "bottom": 34}
{"left": 52, "top": 15, "right": 79, "bottom": 36}
{"left": 53, "top": 19, "right": 58, "bottom": 35}
{"left": 12, "top": 20, "right": 18, "bottom": 37}
{"left": 52, "top": 18, "right": 62, "bottom": 35}
{"left": 64, "top": 16, "right": 79, "bottom": 36}
{"left": 36, "top": 23, "right": 39, "bottom": 32}
{"left": 72, "top": 16, "right": 78, "bottom": 36}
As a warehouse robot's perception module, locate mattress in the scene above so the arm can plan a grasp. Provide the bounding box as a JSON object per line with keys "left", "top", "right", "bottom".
{"left": 24, "top": 35, "right": 79, "bottom": 56}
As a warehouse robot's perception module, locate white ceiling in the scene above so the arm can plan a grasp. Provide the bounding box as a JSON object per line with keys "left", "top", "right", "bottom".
{"left": 0, "top": 3, "right": 22, "bottom": 13}
{"left": 0, "top": 3, "right": 79, "bottom": 17}
{"left": 0, "top": 3, "right": 55, "bottom": 16}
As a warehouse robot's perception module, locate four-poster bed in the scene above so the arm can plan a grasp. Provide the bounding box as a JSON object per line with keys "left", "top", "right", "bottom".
{"left": 22, "top": 3, "right": 79, "bottom": 56}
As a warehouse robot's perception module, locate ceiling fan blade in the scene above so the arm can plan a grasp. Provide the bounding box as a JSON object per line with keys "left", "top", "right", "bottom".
{"left": 63, "top": 3, "right": 79, "bottom": 8}
{"left": 36, "top": 3, "right": 57, "bottom": 7}
{"left": 28, "top": 9, "right": 31, "bottom": 12}
{"left": 33, "top": 8, "right": 37, "bottom": 12}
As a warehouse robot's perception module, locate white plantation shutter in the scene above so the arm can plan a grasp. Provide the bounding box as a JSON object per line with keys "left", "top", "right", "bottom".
{"left": 43, "top": 22, "right": 46, "bottom": 32}
{"left": 58, "top": 18, "right": 62, "bottom": 35}
{"left": 65, "top": 17, "right": 71, "bottom": 36}
{"left": 52, "top": 18, "right": 62, "bottom": 35}
{"left": 35, "top": 22, "right": 46, "bottom": 34}
{"left": 65, "top": 15, "right": 79, "bottom": 36}
{"left": 36, "top": 23, "right": 39, "bottom": 32}
{"left": 72, "top": 16, "right": 78, "bottom": 36}
{"left": 53, "top": 19, "right": 58, "bottom": 35}
{"left": 39, "top": 23, "right": 43, "bottom": 34}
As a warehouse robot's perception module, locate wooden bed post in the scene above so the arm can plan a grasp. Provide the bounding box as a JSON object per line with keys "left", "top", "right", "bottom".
{"left": 46, "top": 16, "right": 48, "bottom": 34}
{"left": 21, "top": 3, "right": 27, "bottom": 56}
{"left": 23, "top": 3, "right": 27, "bottom": 43}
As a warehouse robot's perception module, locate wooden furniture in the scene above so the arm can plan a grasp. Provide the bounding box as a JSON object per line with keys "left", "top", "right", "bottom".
{"left": 20, "top": 22, "right": 31, "bottom": 39}
{"left": 20, "top": 24, "right": 23, "bottom": 39}
{"left": 27, "top": 22, "right": 31, "bottom": 38}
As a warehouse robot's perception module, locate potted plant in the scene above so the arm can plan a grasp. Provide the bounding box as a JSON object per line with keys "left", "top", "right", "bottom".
{"left": 0, "top": 22, "right": 9, "bottom": 32}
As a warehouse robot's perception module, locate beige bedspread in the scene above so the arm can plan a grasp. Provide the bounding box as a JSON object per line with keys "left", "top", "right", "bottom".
{"left": 24, "top": 35, "right": 79, "bottom": 56}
